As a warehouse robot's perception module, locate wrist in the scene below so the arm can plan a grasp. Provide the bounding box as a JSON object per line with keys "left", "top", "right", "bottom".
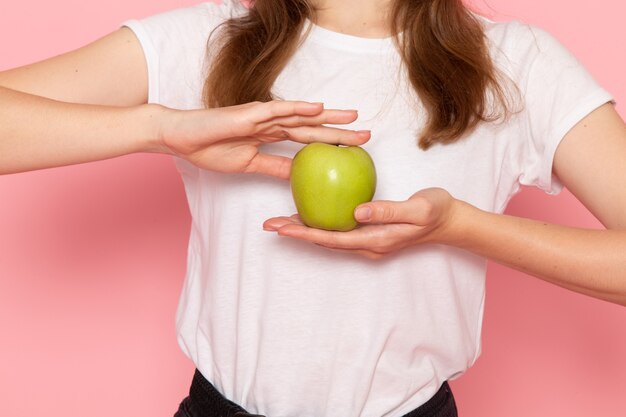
{"left": 136, "top": 103, "right": 175, "bottom": 154}
{"left": 431, "top": 197, "right": 476, "bottom": 248}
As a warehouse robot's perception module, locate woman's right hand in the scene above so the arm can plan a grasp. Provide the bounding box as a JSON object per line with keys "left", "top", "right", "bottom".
{"left": 0, "top": 28, "right": 367, "bottom": 176}
{"left": 157, "top": 100, "right": 370, "bottom": 179}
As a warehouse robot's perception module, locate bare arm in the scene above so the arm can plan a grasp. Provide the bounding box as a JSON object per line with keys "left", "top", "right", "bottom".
{"left": 0, "top": 86, "right": 166, "bottom": 174}
{"left": 0, "top": 27, "right": 148, "bottom": 106}
{"left": 0, "top": 28, "right": 158, "bottom": 174}
{"left": 449, "top": 104, "right": 626, "bottom": 304}
{"left": 0, "top": 28, "right": 369, "bottom": 177}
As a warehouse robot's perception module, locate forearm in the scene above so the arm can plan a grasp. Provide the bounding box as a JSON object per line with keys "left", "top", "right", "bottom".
{"left": 449, "top": 200, "right": 626, "bottom": 305}
{"left": 0, "top": 86, "right": 167, "bottom": 174}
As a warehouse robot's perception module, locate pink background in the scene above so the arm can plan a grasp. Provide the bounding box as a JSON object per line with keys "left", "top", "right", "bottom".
{"left": 1, "top": 0, "right": 625, "bottom": 415}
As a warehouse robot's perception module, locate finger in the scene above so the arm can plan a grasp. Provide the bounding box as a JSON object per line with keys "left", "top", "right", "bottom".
{"left": 253, "top": 100, "right": 325, "bottom": 121}
{"left": 318, "top": 246, "right": 386, "bottom": 260}
{"left": 244, "top": 153, "right": 293, "bottom": 180}
{"left": 354, "top": 197, "right": 433, "bottom": 225}
{"left": 263, "top": 217, "right": 384, "bottom": 259}
{"left": 257, "top": 109, "right": 359, "bottom": 130}
{"left": 263, "top": 216, "right": 297, "bottom": 231}
{"left": 273, "top": 222, "right": 373, "bottom": 250}
{"left": 265, "top": 125, "right": 371, "bottom": 146}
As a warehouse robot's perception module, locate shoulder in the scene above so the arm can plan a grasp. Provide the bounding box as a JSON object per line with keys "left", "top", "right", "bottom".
{"left": 121, "top": 1, "right": 248, "bottom": 108}
{"left": 166, "top": 0, "right": 248, "bottom": 26}
{"left": 477, "top": 16, "right": 591, "bottom": 88}
{"left": 479, "top": 17, "right": 550, "bottom": 49}
{"left": 479, "top": 17, "right": 570, "bottom": 66}
{"left": 124, "top": 1, "right": 248, "bottom": 44}
{"left": 151, "top": 0, "right": 248, "bottom": 22}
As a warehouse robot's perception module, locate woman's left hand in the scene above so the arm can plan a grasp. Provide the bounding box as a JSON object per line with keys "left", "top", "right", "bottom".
{"left": 263, "top": 188, "right": 459, "bottom": 259}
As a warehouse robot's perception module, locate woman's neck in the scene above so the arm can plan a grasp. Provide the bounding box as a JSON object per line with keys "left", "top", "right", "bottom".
{"left": 311, "top": 0, "right": 394, "bottom": 38}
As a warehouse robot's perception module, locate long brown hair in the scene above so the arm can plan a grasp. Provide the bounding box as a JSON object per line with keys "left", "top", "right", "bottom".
{"left": 204, "top": 0, "right": 513, "bottom": 149}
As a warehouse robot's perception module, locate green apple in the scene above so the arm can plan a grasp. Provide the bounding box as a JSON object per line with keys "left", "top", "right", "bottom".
{"left": 290, "top": 143, "right": 377, "bottom": 231}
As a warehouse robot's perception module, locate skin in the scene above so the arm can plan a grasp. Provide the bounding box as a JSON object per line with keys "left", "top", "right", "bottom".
{"left": 1, "top": 1, "right": 625, "bottom": 308}
{"left": 312, "top": 0, "right": 394, "bottom": 37}
{"left": 0, "top": 28, "right": 370, "bottom": 177}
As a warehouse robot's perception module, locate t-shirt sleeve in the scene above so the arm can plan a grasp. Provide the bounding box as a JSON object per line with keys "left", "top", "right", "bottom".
{"left": 512, "top": 24, "right": 613, "bottom": 194}
{"left": 121, "top": 0, "right": 246, "bottom": 109}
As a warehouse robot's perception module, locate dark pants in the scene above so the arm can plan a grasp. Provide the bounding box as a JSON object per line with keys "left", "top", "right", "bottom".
{"left": 174, "top": 370, "right": 458, "bottom": 417}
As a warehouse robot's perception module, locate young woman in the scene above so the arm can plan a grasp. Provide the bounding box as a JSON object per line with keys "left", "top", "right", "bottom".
{"left": 1, "top": 0, "right": 624, "bottom": 416}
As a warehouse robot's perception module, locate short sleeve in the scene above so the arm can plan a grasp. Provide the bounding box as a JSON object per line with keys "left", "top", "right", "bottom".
{"left": 121, "top": 1, "right": 247, "bottom": 110}
{"left": 121, "top": 1, "right": 248, "bottom": 179}
{"left": 512, "top": 25, "right": 613, "bottom": 194}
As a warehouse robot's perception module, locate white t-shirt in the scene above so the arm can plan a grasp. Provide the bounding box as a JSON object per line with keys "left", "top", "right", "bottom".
{"left": 124, "top": 1, "right": 612, "bottom": 416}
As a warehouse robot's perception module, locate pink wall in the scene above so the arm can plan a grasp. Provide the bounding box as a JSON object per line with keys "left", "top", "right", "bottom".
{"left": 0, "top": 1, "right": 624, "bottom": 416}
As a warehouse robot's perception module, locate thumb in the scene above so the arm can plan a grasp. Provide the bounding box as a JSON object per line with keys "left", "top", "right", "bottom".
{"left": 354, "top": 200, "right": 408, "bottom": 224}
{"left": 246, "top": 153, "right": 292, "bottom": 180}
{"left": 355, "top": 196, "right": 434, "bottom": 225}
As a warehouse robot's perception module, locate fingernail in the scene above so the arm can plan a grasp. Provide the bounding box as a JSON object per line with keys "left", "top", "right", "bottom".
{"left": 355, "top": 206, "right": 371, "bottom": 222}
